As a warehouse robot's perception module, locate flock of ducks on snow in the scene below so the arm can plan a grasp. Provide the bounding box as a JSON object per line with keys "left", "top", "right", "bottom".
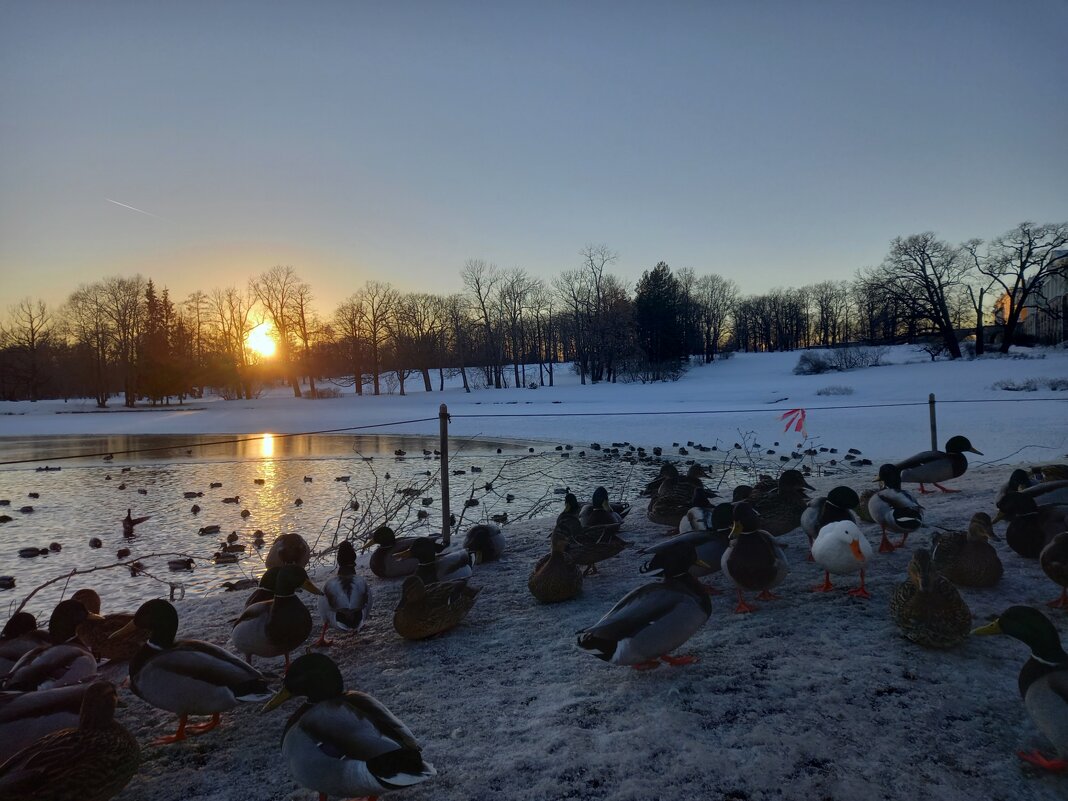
{"left": 0, "top": 437, "right": 1067, "bottom": 800}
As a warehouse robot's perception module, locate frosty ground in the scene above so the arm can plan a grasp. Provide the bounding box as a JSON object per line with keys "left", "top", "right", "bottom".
{"left": 1, "top": 346, "right": 1066, "bottom": 801}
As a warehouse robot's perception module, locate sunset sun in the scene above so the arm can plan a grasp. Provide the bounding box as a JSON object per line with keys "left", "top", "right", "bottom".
{"left": 246, "top": 322, "right": 276, "bottom": 358}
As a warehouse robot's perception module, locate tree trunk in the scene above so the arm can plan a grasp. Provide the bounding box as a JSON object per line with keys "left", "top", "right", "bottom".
{"left": 421, "top": 368, "right": 432, "bottom": 392}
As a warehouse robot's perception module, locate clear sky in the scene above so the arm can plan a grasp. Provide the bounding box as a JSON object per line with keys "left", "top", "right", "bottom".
{"left": 2, "top": 1, "right": 1066, "bottom": 310}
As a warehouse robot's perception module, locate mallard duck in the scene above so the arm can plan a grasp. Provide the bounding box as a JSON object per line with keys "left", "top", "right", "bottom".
{"left": 577, "top": 541, "right": 712, "bottom": 669}
{"left": 801, "top": 486, "right": 861, "bottom": 560}
{"left": 750, "top": 470, "right": 813, "bottom": 537}
{"left": 1032, "top": 464, "right": 1068, "bottom": 482}
{"left": 0, "top": 684, "right": 90, "bottom": 763}
{"left": 232, "top": 565, "right": 322, "bottom": 669}
{"left": 869, "top": 463, "right": 924, "bottom": 553}
{"left": 677, "top": 486, "right": 718, "bottom": 535}
{"left": 393, "top": 537, "right": 474, "bottom": 585}
{"left": 118, "top": 599, "right": 271, "bottom": 744}
{"left": 647, "top": 466, "right": 711, "bottom": 527}
{"left": 2, "top": 601, "right": 100, "bottom": 691}
{"left": 1020, "top": 479, "right": 1068, "bottom": 506}
{"left": 972, "top": 606, "right": 1068, "bottom": 771}
{"left": 313, "top": 541, "right": 371, "bottom": 648}
{"left": 997, "top": 468, "right": 1034, "bottom": 504}
{"left": 579, "top": 487, "right": 625, "bottom": 536}
{"left": 931, "top": 512, "right": 1003, "bottom": 587}
{"left": 889, "top": 548, "right": 971, "bottom": 648}
{"left": 361, "top": 526, "right": 436, "bottom": 579}
{"left": 895, "top": 435, "right": 982, "bottom": 494}
{"left": 0, "top": 681, "right": 139, "bottom": 801}
{"left": 529, "top": 530, "right": 583, "bottom": 604}
{"left": 721, "top": 502, "right": 789, "bottom": 613}
{"left": 0, "top": 613, "right": 49, "bottom": 674}
{"left": 641, "top": 502, "right": 734, "bottom": 594}
{"left": 393, "top": 576, "right": 479, "bottom": 640}
{"left": 69, "top": 588, "right": 145, "bottom": 663}
{"left": 995, "top": 493, "right": 1068, "bottom": 558}
{"left": 121, "top": 508, "right": 149, "bottom": 536}
{"left": 265, "top": 532, "right": 311, "bottom": 568}
{"left": 811, "top": 520, "right": 873, "bottom": 598}
{"left": 640, "top": 463, "right": 678, "bottom": 498}
{"left": 463, "top": 523, "right": 505, "bottom": 564}
{"left": 557, "top": 493, "right": 629, "bottom": 576}
{"left": 1040, "top": 532, "right": 1068, "bottom": 609}
{"left": 244, "top": 567, "right": 280, "bottom": 607}
{"left": 263, "top": 653, "right": 436, "bottom": 799}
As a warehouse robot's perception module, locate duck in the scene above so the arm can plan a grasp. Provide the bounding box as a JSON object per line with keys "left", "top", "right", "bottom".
{"left": 117, "top": 598, "right": 272, "bottom": 744}
{"left": 0, "top": 681, "right": 139, "bottom": 801}
{"left": 640, "top": 502, "right": 734, "bottom": 594}
{"left": 895, "top": 435, "right": 982, "bottom": 494}
{"left": 721, "top": 502, "right": 789, "bottom": 613}
{"left": 800, "top": 486, "right": 861, "bottom": 560}
{"left": 2, "top": 600, "right": 100, "bottom": 691}
{"left": 265, "top": 532, "right": 311, "bottom": 569}
{"left": 749, "top": 470, "right": 813, "bottom": 537}
{"left": 579, "top": 487, "right": 626, "bottom": 536}
{"left": 1019, "top": 479, "right": 1068, "bottom": 506}
{"left": 393, "top": 575, "right": 480, "bottom": 640}
{"left": 361, "top": 526, "right": 435, "bottom": 579}
{"left": 889, "top": 548, "right": 971, "bottom": 648}
{"left": 995, "top": 493, "right": 1068, "bottom": 558}
{"left": 640, "top": 463, "right": 678, "bottom": 498}
{"left": 528, "top": 529, "right": 583, "bottom": 604}
{"left": 971, "top": 606, "right": 1068, "bottom": 771}
{"left": 869, "top": 464, "right": 924, "bottom": 553}
{"left": 393, "top": 537, "right": 474, "bottom": 585}
{"left": 69, "top": 588, "right": 145, "bottom": 663}
{"left": 577, "top": 541, "right": 712, "bottom": 669}
{"left": 997, "top": 468, "right": 1034, "bottom": 504}
{"left": 241, "top": 569, "right": 282, "bottom": 608}
{"left": 231, "top": 565, "right": 322, "bottom": 669}
{"left": 676, "top": 486, "right": 719, "bottom": 535}
{"left": 930, "top": 512, "right": 1003, "bottom": 587}
{"left": 121, "top": 508, "right": 149, "bottom": 536}
{"left": 314, "top": 541, "right": 371, "bottom": 648}
{"left": 1040, "top": 532, "right": 1068, "bottom": 609}
{"left": 463, "top": 523, "right": 506, "bottom": 564}
{"left": 263, "top": 653, "right": 436, "bottom": 799}
{"left": 0, "top": 613, "right": 49, "bottom": 674}
{"left": 556, "top": 493, "right": 629, "bottom": 576}
{"left": 647, "top": 465, "right": 711, "bottom": 528}
{"left": 810, "top": 520, "right": 873, "bottom": 598}
{"left": 0, "top": 683, "right": 91, "bottom": 764}
{"left": 1032, "top": 464, "right": 1068, "bottom": 482}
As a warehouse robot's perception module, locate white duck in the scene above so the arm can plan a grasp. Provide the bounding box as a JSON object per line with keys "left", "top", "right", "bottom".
{"left": 811, "top": 520, "right": 874, "bottom": 598}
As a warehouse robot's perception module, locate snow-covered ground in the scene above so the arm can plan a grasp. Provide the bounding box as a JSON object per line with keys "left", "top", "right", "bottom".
{"left": 2, "top": 346, "right": 1067, "bottom": 801}
{"left": 1, "top": 345, "right": 1067, "bottom": 467}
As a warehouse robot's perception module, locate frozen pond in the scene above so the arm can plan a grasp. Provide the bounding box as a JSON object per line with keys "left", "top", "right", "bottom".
{"left": 0, "top": 433, "right": 684, "bottom": 618}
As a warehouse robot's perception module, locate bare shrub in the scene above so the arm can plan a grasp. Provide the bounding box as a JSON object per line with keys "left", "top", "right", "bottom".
{"left": 992, "top": 378, "right": 1039, "bottom": 392}
{"left": 816, "top": 385, "right": 855, "bottom": 396}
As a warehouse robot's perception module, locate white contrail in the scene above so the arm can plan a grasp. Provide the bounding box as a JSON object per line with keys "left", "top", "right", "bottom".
{"left": 105, "top": 198, "right": 159, "bottom": 218}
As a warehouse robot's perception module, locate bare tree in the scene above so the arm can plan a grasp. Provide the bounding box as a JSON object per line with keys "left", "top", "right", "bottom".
{"left": 290, "top": 281, "right": 320, "bottom": 397}
{"left": 332, "top": 295, "right": 366, "bottom": 395}
{"left": 497, "top": 268, "right": 535, "bottom": 388}
{"left": 208, "top": 286, "right": 258, "bottom": 399}
{"left": 967, "top": 221, "right": 1068, "bottom": 351}
{"left": 100, "top": 275, "right": 147, "bottom": 406}
{"left": 694, "top": 273, "right": 739, "bottom": 360}
{"left": 461, "top": 259, "right": 504, "bottom": 388}
{"left": 355, "top": 280, "right": 396, "bottom": 396}
{"left": 183, "top": 290, "right": 209, "bottom": 393}
{"left": 2, "top": 298, "right": 53, "bottom": 400}
{"left": 63, "top": 282, "right": 111, "bottom": 407}
{"left": 442, "top": 293, "right": 473, "bottom": 392}
{"left": 251, "top": 265, "right": 302, "bottom": 396}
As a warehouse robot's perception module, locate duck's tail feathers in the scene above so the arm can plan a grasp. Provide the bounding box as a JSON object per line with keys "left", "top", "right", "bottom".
{"left": 334, "top": 608, "right": 364, "bottom": 631}
{"left": 233, "top": 678, "right": 272, "bottom": 702}
{"left": 372, "top": 750, "right": 437, "bottom": 788}
{"left": 576, "top": 632, "right": 616, "bottom": 662}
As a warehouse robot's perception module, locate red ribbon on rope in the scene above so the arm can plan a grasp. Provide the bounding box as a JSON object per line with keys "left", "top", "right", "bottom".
{"left": 780, "top": 408, "right": 807, "bottom": 435}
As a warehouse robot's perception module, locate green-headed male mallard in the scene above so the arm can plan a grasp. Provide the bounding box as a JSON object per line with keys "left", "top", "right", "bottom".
{"left": 557, "top": 492, "right": 629, "bottom": 576}
{"left": 263, "top": 653, "right": 436, "bottom": 799}
{"left": 972, "top": 606, "right": 1068, "bottom": 772}
{"left": 0, "top": 613, "right": 48, "bottom": 674}
{"left": 889, "top": 548, "right": 971, "bottom": 648}
{"left": 721, "top": 502, "right": 789, "bottom": 613}
{"left": 750, "top": 469, "right": 813, "bottom": 537}
{"left": 869, "top": 463, "right": 924, "bottom": 553}
{"left": 361, "top": 526, "right": 426, "bottom": 579}
{"left": 1040, "top": 532, "right": 1068, "bottom": 609}
{"left": 314, "top": 541, "right": 371, "bottom": 648}
{"left": 393, "top": 537, "right": 474, "bottom": 585}
{"left": 677, "top": 486, "right": 719, "bottom": 535}
{"left": 577, "top": 541, "right": 712, "bottom": 669}
{"left": 997, "top": 468, "right": 1034, "bottom": 504}
{"left": 641, "top": 502, "right": 734, "bottom": 595}
{"left": 995, "top": 493, "right": 1068, "bottom": 559}
{"left": 579, "top": 486, "right": 625, "bottom": 536}
{"left": 118, "top": 599, "right": 272, "bottom": 745}
{"left": 0, "top": 681, "right": 139, "bottom": 801}
{"left": 231, "top": 564, "right": 322, "bottom": 670}
{"left": 895, "top": 435, "right": 982, "bottom": 494}
{"left": 463, "top": 523, "right": 506, "bottom": 564}
{"left": 931, "top": 512, "right": 1003, "bottom": 587}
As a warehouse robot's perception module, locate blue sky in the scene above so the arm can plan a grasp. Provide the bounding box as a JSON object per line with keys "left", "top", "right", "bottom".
{"left": 2, "top": 1, "right": 1065, "bottom": 309}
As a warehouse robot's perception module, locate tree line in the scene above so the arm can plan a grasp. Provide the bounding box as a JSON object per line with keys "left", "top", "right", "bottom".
{"left": 0, "top": 221, "right": 1064, "bottom": 405}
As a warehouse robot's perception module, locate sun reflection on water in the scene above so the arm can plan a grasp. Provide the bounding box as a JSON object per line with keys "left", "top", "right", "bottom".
{"left": 261, "top": 433, "right": 275, "bottom": 458}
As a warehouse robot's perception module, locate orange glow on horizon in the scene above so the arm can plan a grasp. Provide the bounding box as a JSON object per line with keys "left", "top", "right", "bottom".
{"left": 246, "top": 322, "right": 277, "bottom": 358}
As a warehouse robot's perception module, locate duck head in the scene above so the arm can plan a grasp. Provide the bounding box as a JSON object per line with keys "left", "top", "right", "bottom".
{"left": 972, "top": 606, "right": 1067, "bottom": 662}
{"left": 591, "top": 486, "right": 611, "bottom": 511}
{"left": 640, "top": 541, "right": 708, "bottom": 577}
{"left": 1005, "top": 468, "right": 1033, "bottom": 493}
{"left": 49, "top": 599, "right": 101, "bottom": 643}
{"left": 711, "top": 502, "right": 735, "bottom": 535}
{"left": 116, "top": 599, "right": 179, "bottom": 648}
{"left": 336, "top": 541, "right": 358, "bottom": 573}
{"left": 264, "top": 652, "right": 344, "bottom": 711}
{"left": 562, "top": 492, "right": 581, "bottom": 515}
{"left": 945, "top": 435, "right": 982, "bottom": 456}
{"left": 362, "top": 525, "right": 396, "bottom": 552}
{"left": 875, "top": 463, "right": 903, "bottom": 490}
{"left": 78, "top": 681, "right": 122, "bottom": 730}
{"left": 70, "top": 588, "right": 103, "bottom": 615}
{"left": 906, "top": 548, "right": 936, "bottom": 592}
{"left": 994, "top": 491, "right": 1037, "bottom": 523}
{"left": 1, "top": 612, "right": 38, "bottom": 640}
{"left": 393, "top": 537, "right": 443, "bottom": 565}
{"left": 826, "top": 486, "right": 861, "bottom": 510}
{"left": 685, "top": 464, "right": 709, "bottom": 482}
{"left": 732, "top": 485, "right": 753, "bottom": 502}
{"left": 966, "top": 512, "right": 999, "bottom": 542}
{"left": 690, "top": 486, "right": 715, "bottom": 509}
{"left": 729, "top": 502, "right": 761, "bottom": 538}
{"left": 274, "top": 564, "right": 322, "bottom": 596}
{"left": 780, "top": 470, "right": 814, "bottom": 492}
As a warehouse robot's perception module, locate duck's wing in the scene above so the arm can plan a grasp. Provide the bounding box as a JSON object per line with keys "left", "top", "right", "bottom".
{"left": 639, "top": 529, "right": 713, "bottom": 555}
{"left": 580, "top": 583, "right": 691, "bottom": 641}
{"left": 285, "top": 694, "right": 422, "bottom": 760}
{"left": 895, "top": 450, "right": 943, "bottom": 471}
{"left": 154, "top": 640, "right": 268, "bottom": 691}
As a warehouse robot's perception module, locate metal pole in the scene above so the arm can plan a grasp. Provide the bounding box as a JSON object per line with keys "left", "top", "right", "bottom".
{"left": 928, "top": 393, "right": 937, "bottom": 451}
{"left": 439, "top": 404, "right": 451, "bottom": 546}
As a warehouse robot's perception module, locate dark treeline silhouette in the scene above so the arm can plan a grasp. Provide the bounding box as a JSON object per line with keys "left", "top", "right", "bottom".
{"left": 1, "top": 222, "right": 1065, "bottom": 404}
